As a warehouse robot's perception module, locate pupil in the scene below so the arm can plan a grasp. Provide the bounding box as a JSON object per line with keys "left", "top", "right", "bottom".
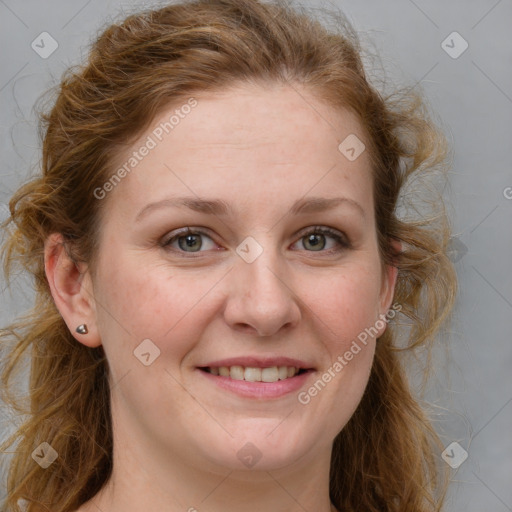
{"left": 179, "top": 234, "right": 202, "bottom": 251}
{"left": 306, "top": 234, "right": 325, "bottom": 251}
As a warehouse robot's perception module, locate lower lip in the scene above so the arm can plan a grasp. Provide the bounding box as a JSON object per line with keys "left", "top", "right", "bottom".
{"left": 197, "top": 368, "right": 314, "bottom": 399}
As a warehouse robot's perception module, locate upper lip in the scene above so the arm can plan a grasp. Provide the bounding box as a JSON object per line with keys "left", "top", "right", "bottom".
{"left": 198, "top": 356, "right": 315, "bottom": 370}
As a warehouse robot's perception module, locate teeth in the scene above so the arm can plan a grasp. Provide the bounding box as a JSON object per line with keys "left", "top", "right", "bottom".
{"left": 244, "top": 367, "right": 261, "bottom": 382}
{"left": 278, "top": 366, "right": 288, "bottom": 380}
{"left": 219, "top": 367, "right": 230, "bottom": 377}
{"left": 230, "top": 365, "right": 244, "bottom": 380}
{"left": 261, "top": 367, "right": 279, "bottom": 382}
{"left": 209, "top": 365, "right": 301, "bottom": 382}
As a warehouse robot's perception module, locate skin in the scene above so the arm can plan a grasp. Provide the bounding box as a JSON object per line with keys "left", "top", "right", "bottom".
{"left": 45, "top": 81, "right": 398, "bottom": 512}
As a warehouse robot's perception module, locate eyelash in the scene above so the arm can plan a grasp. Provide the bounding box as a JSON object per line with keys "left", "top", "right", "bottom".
{"left": 160, "top": 226, "right": 351, "bottom": 257}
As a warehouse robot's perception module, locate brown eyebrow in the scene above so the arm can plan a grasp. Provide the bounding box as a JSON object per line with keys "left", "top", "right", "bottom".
{"left": 135, "top": 197, "right": 231, "bottom": 221}
{"left": 135, "top": 196, "right": 365, "bottom": 222}
{"left": 290, "top": 197, "right": 365, "bottom": 218}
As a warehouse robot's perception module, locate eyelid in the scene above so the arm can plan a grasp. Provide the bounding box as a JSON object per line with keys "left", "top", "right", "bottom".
{"left": 295, "top": 225, "right": 348, "bottom": 241}
{"left": 292, "top": 225, "right": 351, "bottom": 251}
{"left": 160, "top": 225, "right": 351, "bottom": 254}
{"left": 160, "top": 226, "right": 215, "bottom": 246}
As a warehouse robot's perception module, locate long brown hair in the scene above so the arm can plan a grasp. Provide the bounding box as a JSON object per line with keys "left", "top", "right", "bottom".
{"left": 1, "top": 1, "right": 457, "bottom": 511}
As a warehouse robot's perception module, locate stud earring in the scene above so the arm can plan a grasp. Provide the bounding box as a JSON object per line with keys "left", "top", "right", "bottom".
{"left": 76, "top": 324, "right": 88, "bottom": 335}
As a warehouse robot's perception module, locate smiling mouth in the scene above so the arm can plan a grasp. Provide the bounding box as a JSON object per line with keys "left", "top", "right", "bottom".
{"left": 198, "top": 366, "right": 310, "bottom": 383}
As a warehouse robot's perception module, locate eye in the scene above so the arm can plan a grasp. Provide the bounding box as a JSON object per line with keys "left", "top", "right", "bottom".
{"left": 161, "top": 228, "right": 218, "bottom": 253}
{"left": 291, "top": 226, "right": 350, "bottom": 253}
{"left": 160, "top": 225, "right": 350, "bottom": 256}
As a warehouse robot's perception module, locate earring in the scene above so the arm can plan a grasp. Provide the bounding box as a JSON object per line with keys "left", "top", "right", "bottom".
{"left": 76, "top": 324, "right": 88, "bottom": 335}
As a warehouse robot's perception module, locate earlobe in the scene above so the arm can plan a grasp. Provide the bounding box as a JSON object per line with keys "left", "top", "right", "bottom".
{"left": 44, "top": 233, "right": 102, "bottom": 348}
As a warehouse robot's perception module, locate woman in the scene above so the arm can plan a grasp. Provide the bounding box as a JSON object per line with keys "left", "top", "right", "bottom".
{"left": 0, "top": 0, "right": 457, "bottom": 511}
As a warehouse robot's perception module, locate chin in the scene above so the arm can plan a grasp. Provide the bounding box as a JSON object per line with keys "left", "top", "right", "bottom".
{"left": 196, "top": 423, "right": 319, "bottom": 473}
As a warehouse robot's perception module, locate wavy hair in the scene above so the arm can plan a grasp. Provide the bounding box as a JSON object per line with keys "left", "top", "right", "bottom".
{"left": 0, "top": 1, "right": 457, "bottom": 511}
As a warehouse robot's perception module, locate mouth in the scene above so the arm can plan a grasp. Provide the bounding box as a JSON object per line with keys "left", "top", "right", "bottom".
{"left": 196, "top": 360, "right": 315, "bottom": 399}
{"left": 198, "top": 365, "right": 310, "bottom": 382}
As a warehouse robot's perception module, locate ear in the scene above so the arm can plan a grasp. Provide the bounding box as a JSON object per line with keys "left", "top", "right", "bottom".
{"left": 376, "top": 238, "right": 401, "bottom": 336}
{"left": 44, "top": 233, "right": 101, "bottom": 347}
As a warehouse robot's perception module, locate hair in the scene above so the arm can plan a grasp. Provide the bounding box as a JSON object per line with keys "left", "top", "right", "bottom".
{"left": 0, "top": 0, "right": 457, "bottom": 511}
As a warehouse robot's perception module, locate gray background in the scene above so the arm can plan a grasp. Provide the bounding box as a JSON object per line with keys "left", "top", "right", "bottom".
{"left": 0, "top": 0, "right": 511, "bottom": 510}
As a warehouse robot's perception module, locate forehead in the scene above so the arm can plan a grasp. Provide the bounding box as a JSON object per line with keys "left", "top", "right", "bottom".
{"left": 102, "top": 82, "right": 373, "bottom": 220}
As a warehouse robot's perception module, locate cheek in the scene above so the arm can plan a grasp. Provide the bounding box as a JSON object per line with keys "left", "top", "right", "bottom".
{"left": 94, "top": 255, "right": 220, "bottom": 359}
{"left": 304, "top": 264, "right": 383, "bottom": 345}
{"left": 293, "top": 268, "right": 380, "bottom": 438}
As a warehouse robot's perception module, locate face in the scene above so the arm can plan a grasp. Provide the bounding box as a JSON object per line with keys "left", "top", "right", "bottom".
{"left": 87, "top": 82, "right": 396, "bottom": 474}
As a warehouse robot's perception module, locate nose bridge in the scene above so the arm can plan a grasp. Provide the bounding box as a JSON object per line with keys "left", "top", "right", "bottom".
{"left": 245, "top": 252, "right": 287, "bottom": 301}
{"left": 224, "top": 237, "right": 301, "bottom": 336}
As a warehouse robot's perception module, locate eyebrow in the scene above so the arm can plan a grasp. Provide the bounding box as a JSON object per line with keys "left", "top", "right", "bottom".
{"left": 135, "top": 195, "right": 365, "bottom": 222}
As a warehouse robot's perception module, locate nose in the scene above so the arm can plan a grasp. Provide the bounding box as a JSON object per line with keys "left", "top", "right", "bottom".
{"left": 223, "top": 246, "right": 302, "bottom": 337}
